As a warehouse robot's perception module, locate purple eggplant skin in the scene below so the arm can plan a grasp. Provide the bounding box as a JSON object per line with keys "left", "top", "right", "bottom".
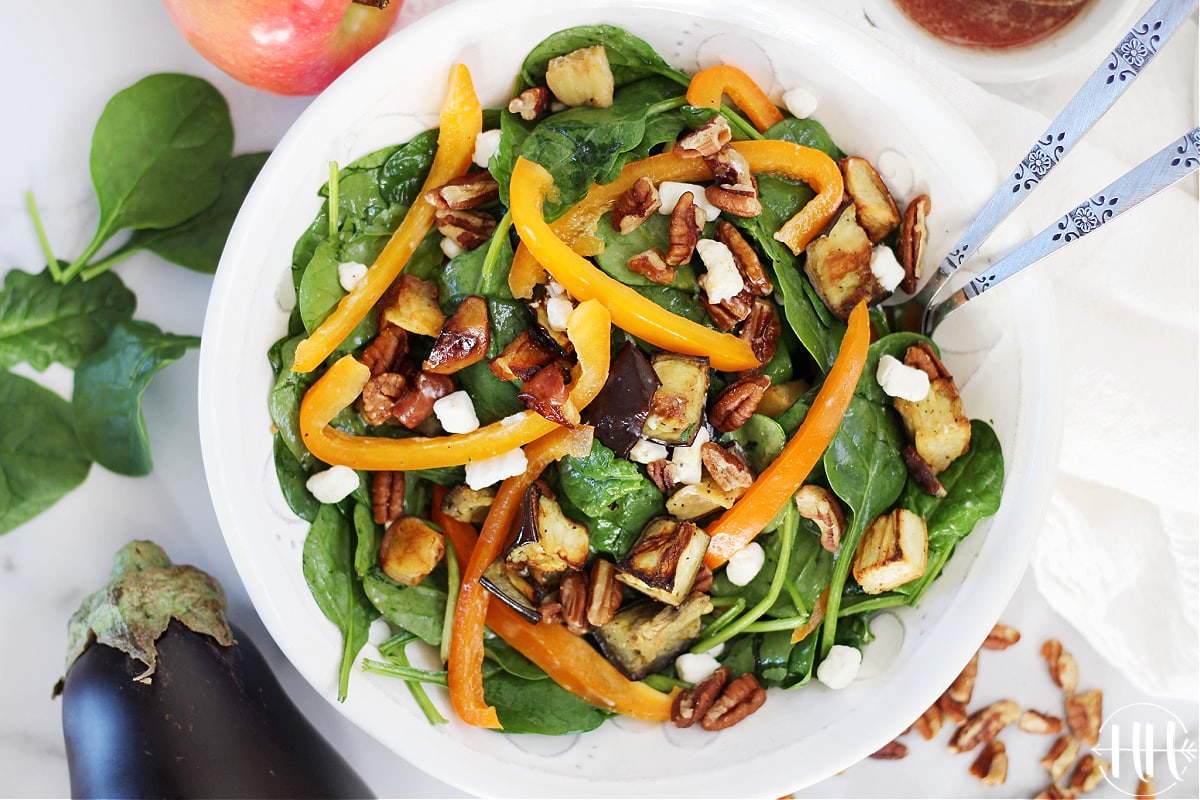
{"left": 61, "top": 619, "right": 373, "bottom": 799}
{"left": 582, "top": 341, "right": 660, "bottom": 457}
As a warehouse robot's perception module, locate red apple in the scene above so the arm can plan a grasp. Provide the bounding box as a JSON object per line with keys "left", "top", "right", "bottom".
{"left": 163, "top": 0, "right": 402, "bottom": 96}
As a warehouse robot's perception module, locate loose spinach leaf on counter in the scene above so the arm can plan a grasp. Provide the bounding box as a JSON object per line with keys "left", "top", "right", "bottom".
{"left": 304, "top": 504, "right": 379, "bottom": 702}
{"left": 0, "top": 369, "right": 92, "bottom": 535}
{"left": 558, "top": 440, "right": 664, "bottom": 555}
{"left": 72, "top": 320, "right": 200, "bottom": 477}
{"left": 0, "top": 268, "right": 135, "bottom": 370}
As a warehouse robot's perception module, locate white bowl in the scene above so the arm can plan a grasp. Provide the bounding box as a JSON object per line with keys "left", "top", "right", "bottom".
{"left": 861, "top": 0, "right": 1143, "bottom": 84}
{"left": 198, "top": 0, "right": 1064, "bottom": 796}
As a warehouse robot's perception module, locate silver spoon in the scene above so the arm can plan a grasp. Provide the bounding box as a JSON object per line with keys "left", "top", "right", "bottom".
{"left": 914, "top": 0, "right": 1198, "bottom": 335}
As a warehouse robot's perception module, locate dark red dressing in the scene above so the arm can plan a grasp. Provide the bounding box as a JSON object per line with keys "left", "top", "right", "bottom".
{"left": 894, "top": 0, "right": 1094, "bottom": 51}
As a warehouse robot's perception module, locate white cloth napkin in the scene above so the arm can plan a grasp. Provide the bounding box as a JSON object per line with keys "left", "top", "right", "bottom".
{"left": 397, "top": 0, "right": 1200, "bottom": 700}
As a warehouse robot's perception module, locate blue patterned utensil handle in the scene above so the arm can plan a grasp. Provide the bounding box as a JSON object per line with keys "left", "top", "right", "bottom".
{"left": 912, "top": 0, "right": 1198, "bottom": 313}
{"left": 923, "top": 128, "right": 1200, "bottom": 334}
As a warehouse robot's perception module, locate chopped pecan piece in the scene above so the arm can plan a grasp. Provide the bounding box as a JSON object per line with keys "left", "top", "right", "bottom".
{"left": 969, "top": 740, "right": 1008, "bottom": 786}
{"left": 1065, "top": 688, "right": 1103, "bottom": 746}
{"left": 425, "top": 170, "right": 500, "bottom": 211}
{"left": 558, "top": 570, "right": 589, "bottom": 636}
{"left": 716, "top": 221, "right": 772, "bottom": 296}
{"left": 371, "top": 471, "right": 405, "bottom": 524}
{"left": 508, "top": 86, "right": 552, "bottom": 120}
{"left": 701, "top": 672, "right": 766, "bottom": 731}
{"left": 627, "top": 248, "right": 676, "bottom": 285}
{"left": 1136, "top": 777, "right": 1156, "bottom": 799}
{"left": 1040, "top": 734, "right": 1081, "bottom": 781}
{"left": 700, "top": 442, "right": 755, "bottom": 494}
{"left": 392, "top": 371, "right": 455, "bottom": 428}
{"left": 586, "top": 557, "right": 622, "bottom": 627}
{"left": 709, "top": 374, "right": 769, "bottom": 432}
{"left": 489, "top": 329, "right": 560, "bottom": 382}
{"left": 983, "top": 623, "right": 1021, "bottom": 650}
{"left": 1041, "top": 639, "right": 1080, "bottom": 694}
{"left": 869, "top": 740, "right": 909, "bottom": 760}
{"left": 705, "top": 180, "right": 761, "bottom": 218}
{"left": 361, "top": 325, "right": 408, "bottom": 375}
{"left": 1020, "top": 709, "right": 1065, "bottom": 735}
{"left": 738, "top": 297, "right": 781, "bottom": 366}
{"left": 359, "top": 372, "right": 407, "bottom": 426}
{"left": 611, "top": 176, "right": 661, "bottom": 234}
{"left": 947, "top": 651, "right": 979, "bottom": 705}
{"left": 691, "top": 563, "right": 713, "bottom": 594}
{"left": 435, "top": 208, "right": 496, "bottom": 250}
{"left": 1035, "top": 786, "right": 1075, "bottom": 800}
{"left": 901, "top": 444, "right": 946, "bottom": 497}
{"left": 794, "top": 485, "right": 847, "bottom": 553}
{"left": 703, "top": 289, "right": 754, "bottom": 331}
{"left": 939, "top": 693, "right": 969, "bottom": 725}
{"left": 675, "top": 115, "right": 732, "bottom": 158}
{"left": 913, "top": 701, "right": 944, "bottom": 741}
{"left": 518, "top": 360, "right": 573, "bottom": 424}
{"left": 900, "top": 194, "right": 931, "bottom": 294}
{"left": 672, "top": 665, "right": 729, "bottom": 729}
{"left": 665, "top": 191, "right": 704, "bottom": 266}
{"left": 646, "top": 459, "right": 678, "bottom": 493}
{"left": 1068, "top": 754, "right": 1108, "bottom": 794}
{"left": 948, "top": 699, "right": 1020, "bottom": 754}
{"left": 423, "top": 295, "right": 490, "bottom": 375}
{"left": 537, "top": 599, "right": 563, "bottom": 626}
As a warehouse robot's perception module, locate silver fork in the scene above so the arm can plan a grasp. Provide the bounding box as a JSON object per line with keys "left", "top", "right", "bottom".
{"left": 914, "top": 0, "right": 1199, "bottom": 335}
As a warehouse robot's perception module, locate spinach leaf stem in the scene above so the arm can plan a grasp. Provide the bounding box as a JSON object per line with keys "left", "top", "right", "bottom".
{"left": 25, "top": 192, "right": 61, "bottom": 282}
{"left": 837, "top": 592, "right": 908, "bottom": 617}
{"left": 439, "top": 538, "right": 460, "bottom": 664}
{"left": 478, "top": 210, "right": 513, "bottom": 296}
{"left": 327, "top": 161, "right": 340, "bottom": 239}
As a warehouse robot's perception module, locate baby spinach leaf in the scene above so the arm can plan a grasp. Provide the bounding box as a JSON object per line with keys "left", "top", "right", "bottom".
{"left": 273, "top": 433, "right": 319, "bottom": 522}
{"left": 123, "top": 151, "right": 269, "bottom": 273}
{"left": 728, "top": 414, "right": 786, "bottom": 473}
{"left": 72, "top": 320, "right": 200, "bottom": 476}
{"left": 303, "top": 504, "right": 379, "bottom": 701}
{"left": 558, "top": 440, "right": 664, "bottom": 555}
{"left": 362, "top": 567, "right": 446, "bottom": 647}
{"left": 0, "top": 368, "right": 92, "bottom": 535}
{"left": 0, "top": 268, "right": 135, "bottom": 370}
{"left": 520, "top": 25, "right": 690, "bottom": 90}
{"left": 297, "top": 239, "right": 375, "bottom": 355}
{"left": 592, "top": 213, "right": 697, "bottom": 289}
{"left": 763, "top": 117, "right": 844, "bottom": 161}
{"left": 378, "top": 129, "right": 438, "bottom": 206}
{"left": 268, "top": 334, "right": 317, "bottom": 467}
{"left": 483, "top": 670, "right": 612, "bottom": 734}
{"left": 76, "top": 74, "right": 233, "bottom": 272}
{"left": 352, "top": 500, "right": 382, "bottom": 578}
{"left": 484, "top": 635, "right": 547, "bottom": 681}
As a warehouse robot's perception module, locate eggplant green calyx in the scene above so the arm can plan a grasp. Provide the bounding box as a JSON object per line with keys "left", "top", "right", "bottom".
{"left": 62, "top": 540, "right": 233, "bottom": 682}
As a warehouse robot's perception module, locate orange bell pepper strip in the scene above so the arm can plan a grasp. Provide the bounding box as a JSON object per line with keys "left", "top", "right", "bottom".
{"left": 704, "top": 301, "right": 870, "bottom": 569}
{"left": 297, "top": 299, "right": 611, "bottom": 471}
{"left": 686, "top": 64, "right": 784, "bottom": 133}
{"left": 510, "top": 157, "right": 760, "bottom": 372}
{"left": 291, "top": 64, "right": 481, "bottom": 373}
{"left": 433, "top": 436, "right": 675, "bottom": 727}
{"left": 509, "top": 138, "right": 842, "bottom": 298}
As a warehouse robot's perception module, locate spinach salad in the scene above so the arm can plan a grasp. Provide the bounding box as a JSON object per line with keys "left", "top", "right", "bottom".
{"left": 268, "top": 25, "right": 1003, "bottom": 735}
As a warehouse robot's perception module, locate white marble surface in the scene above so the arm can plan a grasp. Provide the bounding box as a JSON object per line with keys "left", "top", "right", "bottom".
{"left": 0, "top": 2, "right": 1195, "bottom": 798}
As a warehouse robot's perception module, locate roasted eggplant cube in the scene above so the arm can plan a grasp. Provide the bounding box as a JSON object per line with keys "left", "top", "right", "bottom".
{"left": 852, "top": 508, "right": 928, "bottom": 594}
{"left": 505, "top": 481, "right": 590, "bottom": 583}
{"left": 583, "top": 341, "right": 661, "bottom": 457}
{"left": 379, "top": 516, "right": 445, "bottom": 587}
{"left": 642, "top": 353, "right": 709, "bottom": 445}
{"left": 615, "top": 517, "right": 710, "bottom": 606}
{"left": 893, "top": 344, "right": 972, "bottom": 474}
{"left": 841, "top": 156, "right": 901, "bottom": 243}
{"left": 480, "top": 559, "right": 544, "bottom": 624}
{"left": 804, "top": 202, "right": 888, "bottom": 322}
{"left": 592, "top": 593, "right": 713, "bottom": 680}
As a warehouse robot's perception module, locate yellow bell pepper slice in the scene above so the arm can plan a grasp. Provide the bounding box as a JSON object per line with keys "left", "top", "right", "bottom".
{"left": 297, "top": 299, "right": 611, "bottom": 470}
{"left": 291, "top": 63, "right": 482, "bottom": 373}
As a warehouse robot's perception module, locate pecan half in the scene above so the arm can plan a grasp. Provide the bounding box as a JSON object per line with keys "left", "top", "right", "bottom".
{"left": 586, "top": 557, "right": 622, "bottom": 627}
{"left": 902, "top": 444, "right": 946, "bottom": 498}
{"left": 425, "top": 170, "right": 500, "bottom": 211}
{"left": 703, "top": 289, "right": 754, "bottom": 331}
{"left": 899, "top": 194, "right": 931, "bottom": 294}
{"left": 1068, "top": 754, "right": 1108, "bottom": 794}
{"left": 969, "top": 740, "right": 1008, "bottom": 786}
{"left": 869, "top": 740, "right": 909, "bottom": 760}
{"left": 392, "top": 371, "right": 455, "bottom": 428}
{"left": 692, "top": 563, "right": 714, "bottom": 594}
{"left": 738, "top": 297, "right": 781, "bottom": 365}
{"left": 359, "top": 372, "right": 407, "bottom": 425}
{"left": 983, "top": 622, "right": 1021, "bottom": 651}
{"left": 611, "top": 176, "right": 661, "bottom": 234}
{"left": 1041, "top": 639, "right": 1080, "bottom": 694}
{"left": 558, "top": 570, "right": 589, "bottom": 636}
{"left": 705, "top": 180, "right": 762, "bottom": 217}
{"left": 946, "top": 651, "right": 979, "bottom": 705}
{"left": 710, "top": 374, "right": 770, "bottom": 432}
{"left": 948, "top": 699, "right": 1020, "bottom": 754}
{"left": 1020, "top": 709, "right": 1065, "bottom": 735}
{"left": 665, "top": 191, "right": 704, "bottom": 266}
{"left": 361, "top": 325, "right": 408, "bottom": 375}
{"left": 627, "top": 248, "right": 676, "bottom": 285}
{"left": 1065, "top": 688, "right": 1103, "bottom": 746}
{"left": 435, "top": 208, "right": 496, "bottom": 250}
{"left": 508, "top": 86, "right": 552, "bottom": 120}
{"left": 939, "top": 693, "right": 969, "bottom": 725}
{"left": 371, "top": 470, "right": 405, "bottom": 524}
{"left": 646, "top": 459, "right": 678, "bottom": 493}
{"left": 1040, "top": 734, "right": 1081, "bottom": 781}
{"left": 675, "top": 115, "right": 732, "bottom": 158}
{"left": 700, "top": 443, "right": 755, "bottom": 494}
{"left": 701, "top": 672, "right": 766, "bottom": 731}
{"left": 672, "top": 665, "right": 729, "bottom": 728}
{"left": 716, "top": 221, "right": 772, "bottom": 296}
{"left": 794, "top": 484, "right": 847, "bottom": 553}
{"left": 913, "top": 701, "right": 944, "bottom": 741}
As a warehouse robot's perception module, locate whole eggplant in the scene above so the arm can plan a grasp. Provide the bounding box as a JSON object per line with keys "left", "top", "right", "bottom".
{"left": 56, "top": 540, "right": 373, "bottom": 799}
